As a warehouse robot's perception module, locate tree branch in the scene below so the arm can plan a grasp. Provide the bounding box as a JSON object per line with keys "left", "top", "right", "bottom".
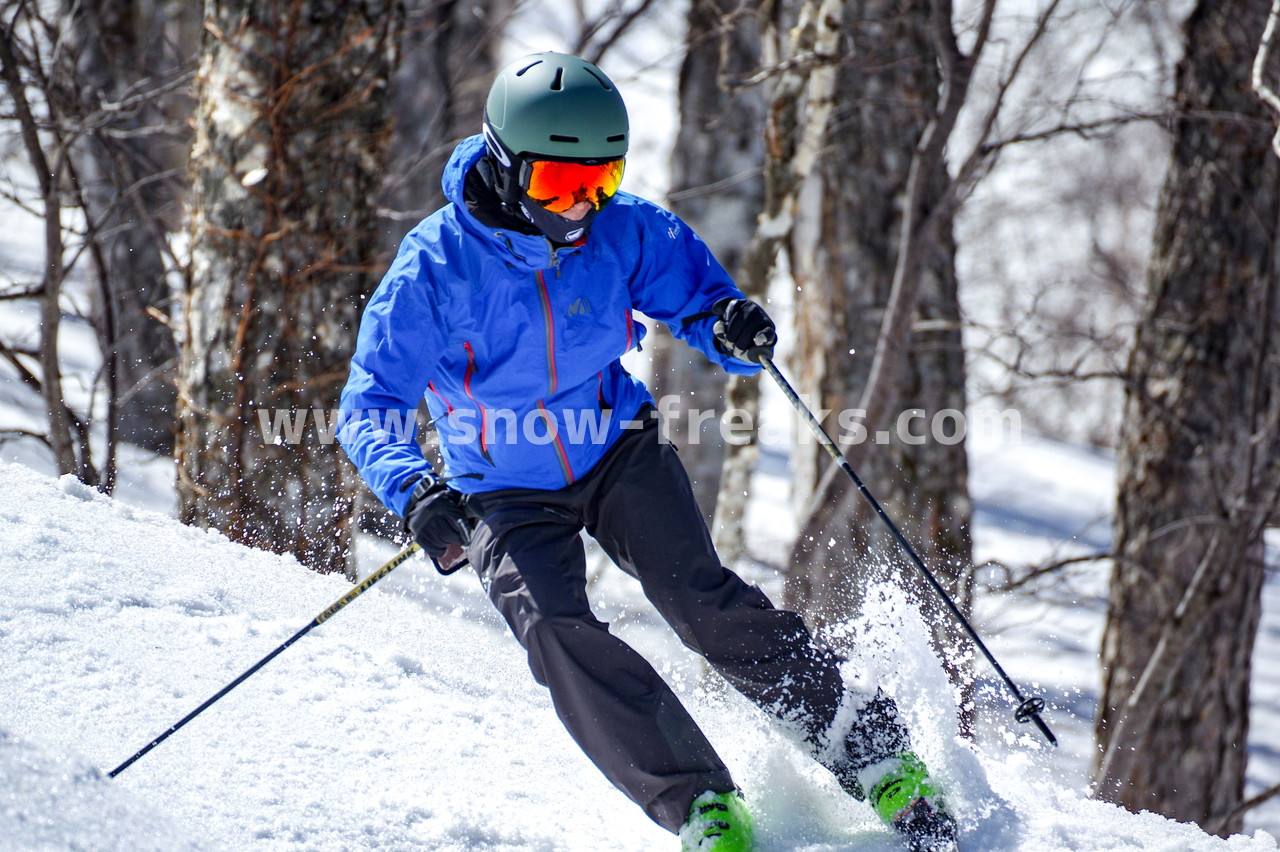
{"left": 578, "top": 0, "right": 661, "bottom": 66}
{"left": 0, "top": 13, "right": 80, "bottom": 476}
{"left": 1203, "top": 781, "right": 1280, "bottom": 835}
{"left": 982, "top": 551, "right": 1114, "bottom": 594}
{"left": 1252, "top": 0, "right": 1280, "bottom": 157}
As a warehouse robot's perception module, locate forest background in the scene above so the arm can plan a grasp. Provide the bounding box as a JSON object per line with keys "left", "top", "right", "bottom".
{"left": 1, "top": 0, "right": 1278, "bottom": 841}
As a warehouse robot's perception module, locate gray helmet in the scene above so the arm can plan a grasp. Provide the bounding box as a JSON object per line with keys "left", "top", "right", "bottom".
{"left": 483, "top": 52, "right": 629, "bottom": 163}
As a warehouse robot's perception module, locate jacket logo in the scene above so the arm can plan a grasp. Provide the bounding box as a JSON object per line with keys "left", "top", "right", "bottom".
{"left": 568, "top": 297, "right": 593, "bottom": 317}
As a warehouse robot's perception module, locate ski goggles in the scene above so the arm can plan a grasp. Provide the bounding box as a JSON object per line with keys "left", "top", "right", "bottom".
{"left": 523, "top": 158, "right": 626, "bottom": 214}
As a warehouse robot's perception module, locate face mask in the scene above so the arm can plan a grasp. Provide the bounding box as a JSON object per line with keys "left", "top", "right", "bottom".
{"left": 516, "top": 197, "right": 598, "bottom": 244}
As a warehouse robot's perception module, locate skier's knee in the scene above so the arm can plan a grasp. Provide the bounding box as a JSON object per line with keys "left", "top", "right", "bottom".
{"left": 519, "top": 613, "right": 608, "bottom": 685}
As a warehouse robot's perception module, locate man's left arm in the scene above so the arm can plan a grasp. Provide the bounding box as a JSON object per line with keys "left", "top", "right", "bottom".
{"left": 627, "top": 206, "right": 772, "bottom": 374}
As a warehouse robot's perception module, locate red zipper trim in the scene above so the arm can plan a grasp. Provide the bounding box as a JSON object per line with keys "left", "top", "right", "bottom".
{"left": 596, "top": 370, "right": 612, "bottom": 412}
{"left": 624, "top": 308, "right": 634, "bottom": 351}
{"left": 539, "top": 400, "right": 575, "bottom": 485}
{"left": 427, "top": 381, "right": 455, "bottom": 413}
{"left": 535, "top": 270, "right": 558, "bottom": 396}
{"left": 462, "top": 342, "right": 494, "bottom": 465}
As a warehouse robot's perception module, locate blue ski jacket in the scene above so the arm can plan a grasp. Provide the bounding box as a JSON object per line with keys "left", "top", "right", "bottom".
{"left": 338, "top": 135, "right": 757, "bottom": 516}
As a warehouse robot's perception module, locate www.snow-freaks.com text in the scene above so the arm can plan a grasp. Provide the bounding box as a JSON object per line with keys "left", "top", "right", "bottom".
{"left": 254, "top": 396, "right": 1020, "bottom": 449}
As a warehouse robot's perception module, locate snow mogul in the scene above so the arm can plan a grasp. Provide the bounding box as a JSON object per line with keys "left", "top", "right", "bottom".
{"left": 339, "top": 51, "right": 958, "bottom": 852}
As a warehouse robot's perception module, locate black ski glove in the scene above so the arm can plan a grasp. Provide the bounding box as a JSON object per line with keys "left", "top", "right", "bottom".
{"left": 713, "top": 297, "right": 777, "bottom": 363}
{"left": 402, "top": 475, "right": 471, "bottom": 558}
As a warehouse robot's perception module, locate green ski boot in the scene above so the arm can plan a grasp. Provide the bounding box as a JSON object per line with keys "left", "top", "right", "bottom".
{"left": 859, "top": 752, "right": 958, "bottom": 852}
{"left": 679, "top": 790, "right": 754, "bottom": 852}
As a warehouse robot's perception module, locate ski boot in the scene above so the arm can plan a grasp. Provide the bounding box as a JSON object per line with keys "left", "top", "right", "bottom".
{"left": 857, "top": 752, "right": 958, "bottom": 852}
{"left": 679, "top": 790, "right": 754, "bottom": 852}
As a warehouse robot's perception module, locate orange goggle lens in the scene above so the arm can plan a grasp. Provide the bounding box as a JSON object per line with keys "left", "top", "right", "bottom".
{"left": 526, "top": 159, "right": 625, "bottom": 214}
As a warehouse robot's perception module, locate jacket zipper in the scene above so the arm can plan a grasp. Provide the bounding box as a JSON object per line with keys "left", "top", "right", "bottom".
{"left": 538, "top": 400, "right": 576, "bottom": 485}
{"left": 534, "top": 268, "right": 575, "bottom": 485}
{"left": 462, "top": 342, "right": 494, "bottom": 465}
{"left": 535, "top": 270, "right": 559, "bottom": 397}
{"left": 547, "top": 239, "right": 561, "bottom": 277}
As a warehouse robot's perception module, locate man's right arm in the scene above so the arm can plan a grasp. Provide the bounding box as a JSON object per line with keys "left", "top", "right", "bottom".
{"left": 338, "top": 247, "right": 446, "bottom": 517}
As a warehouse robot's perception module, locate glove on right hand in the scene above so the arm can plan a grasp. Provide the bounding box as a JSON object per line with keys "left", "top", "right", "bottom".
{"left": 403, "top": 476, "right": 471, "bottom": 558}
{"left": 713, "top": 297, "right": 777, "bottom": 363}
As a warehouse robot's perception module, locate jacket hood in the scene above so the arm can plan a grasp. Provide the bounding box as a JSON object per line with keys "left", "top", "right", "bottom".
{"left": 441, "top": 134, "right": 488, "bottom": 207}
{"left": 440, "top": 134, "right": 562, "bottom": 270}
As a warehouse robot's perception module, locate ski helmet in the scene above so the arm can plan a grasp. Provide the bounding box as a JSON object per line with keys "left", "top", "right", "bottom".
{"left": 482, "top": 52, "right": 629, "bottom": 164}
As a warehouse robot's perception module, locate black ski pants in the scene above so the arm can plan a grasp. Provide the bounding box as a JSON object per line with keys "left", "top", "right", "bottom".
{"left": 464, "top": 411, "right": 909, "bottom": 832}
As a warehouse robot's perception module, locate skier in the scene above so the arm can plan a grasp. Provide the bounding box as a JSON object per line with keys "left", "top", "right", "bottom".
{"left": 338, "top": 52, "right": 958, "bottom": 852}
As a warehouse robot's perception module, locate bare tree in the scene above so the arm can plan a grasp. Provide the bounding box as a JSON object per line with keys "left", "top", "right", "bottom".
{"left": 960, "top": 1, "right": 1186, "bottom": 452}
{"left": 708, "top": 0, "right": 844, "bottom": 574}
{"left": 650, "top": 0, "right": 765, "bottom": 526}
{"left": 721, "top": 0, "right": 995, "bottom": 728}
{"left": 177, "top": 0, "right": 402, "bottom": 576}
{"left": 780, "top": 0, "right": 992, "bottom": 734}
{"left": 61, "top": 0, "right": 196, "bottom": 455}
{"left": 568, "top": 0, "right": 665, "bottom": 66}
{"left": 379, "top": 0, "right": 511, "bottom": 243}
{"left": 0, "top": 10, "right": 86, "bottom": 481}
{"left": 1093, "top": 0, "right": 1280, "bottom": 836}
{"left": 1, "top": 3, "right": 181, "bottom": 485}
{"left": 737, "top": 0, "right": 1131, "bottom": 734}
{"left": 1, "top": 2, "right": 199, "bottom": 490}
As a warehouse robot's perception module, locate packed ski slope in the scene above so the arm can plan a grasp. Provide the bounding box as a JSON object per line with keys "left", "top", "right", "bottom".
{"left": 0, "top": 458, "right": 1275, "bottom": 852}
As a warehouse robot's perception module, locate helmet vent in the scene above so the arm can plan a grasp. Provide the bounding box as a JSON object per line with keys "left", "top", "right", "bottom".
{"left": 551, "top": 67, "right": 565, "bottom": 91}
{"left": 584, "top": 68, "right": 612, "bottom": 90}
{"left": 516, "top": 60, "right": 542, "bottom": 76}
{"left": 608, "top": 134, "right": 626, "bottom": 142}
{"left": 549, "top": 134, "right": 580, "bottom": 143}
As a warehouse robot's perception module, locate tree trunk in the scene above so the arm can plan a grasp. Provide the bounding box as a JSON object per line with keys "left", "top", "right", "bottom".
{"left": 347, "top": 0, "right": 506, "bottom": 540}
{"left": 0, "top": 18, "right": 82, "bottom": 480}
{"left": 1093, "top": 1, "right": 1280, "bottom": 835}
{"left": 379, "top": 0, "right": 509, "bottom": 245}
{"left": 62, "top": 0, "right": 195, "bottom": 454}
{"left": 178, "top": 0, "right": 402, "bottom": 577}
{"left": 713, "top": 0, "right": 841, "bottom": 570}
{"left": 779, "top": 0, "right": 976, "bottom": 726}
{"left": 654, "top": 0, "right": 764, "bottom": 527}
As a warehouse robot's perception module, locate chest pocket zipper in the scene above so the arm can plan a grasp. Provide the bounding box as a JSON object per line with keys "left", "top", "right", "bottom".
{"left": 535, "top": 270, "right": 559, "bottom": 397}
{"left": 462, "top": 342, "right": 495, "bottom": 466}
{"left": 623, "top": 308, "right": 643, "bottom": 353}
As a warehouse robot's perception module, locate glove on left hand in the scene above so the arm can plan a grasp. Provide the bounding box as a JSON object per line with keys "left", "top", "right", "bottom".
{"left": 403, "top": 476, "right": 471, "bottom": 558}
{"left": 713, "top": 297, "right": 777, "bottom": 363}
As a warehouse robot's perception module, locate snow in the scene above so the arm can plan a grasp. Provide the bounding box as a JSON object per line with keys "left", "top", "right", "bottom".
{"left": 0, "top": 457, "right": 1276, "bottom": 851}
{"left": 3, "top": 2, "right": 1278, "bottom": 848}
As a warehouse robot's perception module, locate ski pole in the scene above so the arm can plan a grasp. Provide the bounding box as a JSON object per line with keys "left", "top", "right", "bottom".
{"left": 759, "top": 355, "right": 1057, "bottom": 747}
{"left": 108, "top": 541, "right": 427, "bottom": 778}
